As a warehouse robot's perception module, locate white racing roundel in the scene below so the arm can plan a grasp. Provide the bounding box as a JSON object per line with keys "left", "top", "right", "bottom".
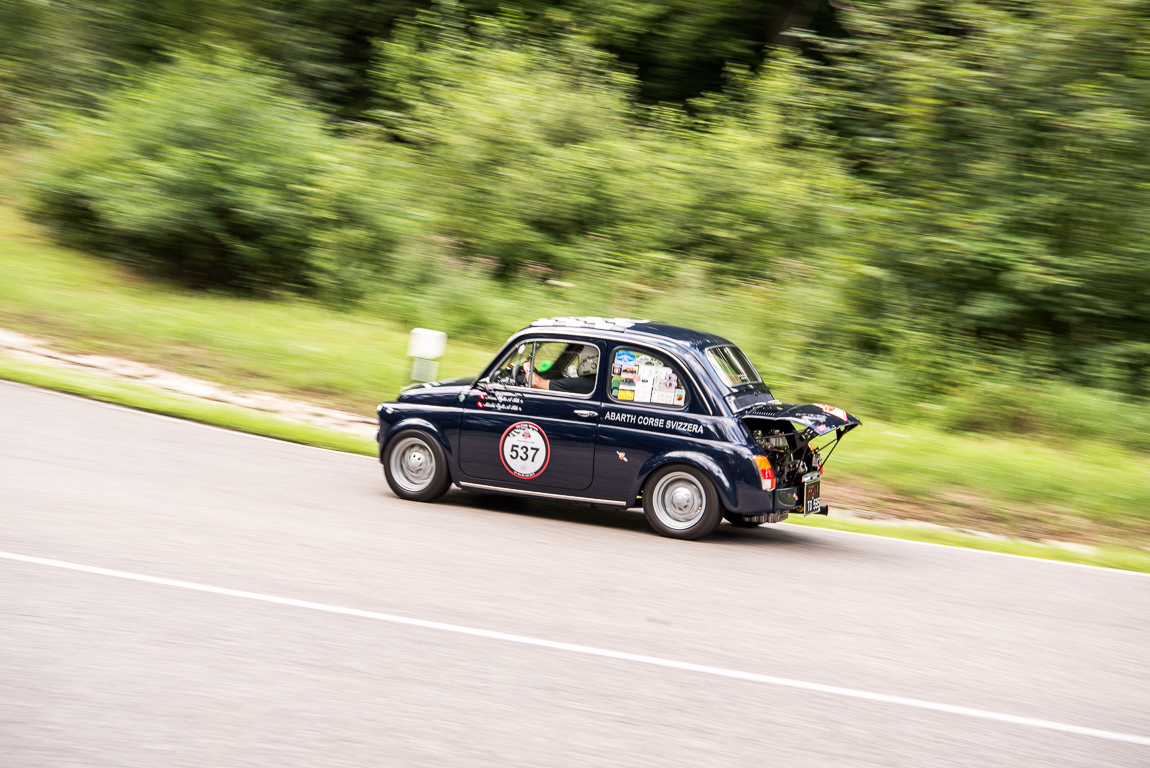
{"left": 500, "top": 421, "right": 550, "bottom": 479}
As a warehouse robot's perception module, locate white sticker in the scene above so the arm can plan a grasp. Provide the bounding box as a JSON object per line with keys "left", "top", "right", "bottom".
{"left": 500, "top": 422, "right": 550, "bottom": 479}
{"left": 636, "top": 364, "right": 662, "bottom": 403}
{"left": 650, "top": 368, "right": 677, "bottom": 404}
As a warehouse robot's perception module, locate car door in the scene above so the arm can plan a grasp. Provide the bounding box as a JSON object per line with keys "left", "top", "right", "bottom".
{"left": 593, "top": 344, "right": 709, "bottom": 495}
{"left": 457, "top": 338, "right": 602, "bottom": 492}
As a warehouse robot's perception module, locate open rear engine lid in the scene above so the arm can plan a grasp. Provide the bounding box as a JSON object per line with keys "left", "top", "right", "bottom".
{"left": 741, "top": 402, "right": 861, "bottom": 437}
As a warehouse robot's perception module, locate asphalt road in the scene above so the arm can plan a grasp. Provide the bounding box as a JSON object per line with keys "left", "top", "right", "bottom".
{"left": 2, "top": 380, "right": 1148, "bottom": 767}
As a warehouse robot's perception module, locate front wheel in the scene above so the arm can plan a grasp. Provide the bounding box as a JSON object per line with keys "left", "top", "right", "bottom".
{"left": 383, "top": 429, "right": 451, "bottom": 502}
{"left": 642, "top": 465, "right": 723, "bottom": 540}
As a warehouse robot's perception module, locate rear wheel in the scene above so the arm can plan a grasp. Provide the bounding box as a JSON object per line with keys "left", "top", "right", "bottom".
{"left": 383, "top": 429, "right": 451, "bottom": 502}
{"left": 642, "top": 465, "right": 723, "bottom": 540}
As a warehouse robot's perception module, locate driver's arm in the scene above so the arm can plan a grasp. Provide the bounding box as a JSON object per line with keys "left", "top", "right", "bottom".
{"left": 522, "top": 362, "right": 551, "bottom": 390}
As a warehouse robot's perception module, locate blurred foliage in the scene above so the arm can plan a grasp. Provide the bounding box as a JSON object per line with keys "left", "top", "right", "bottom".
{"left": 5, "top": 0, "right": 1150, "bottom": 435}
{"left": 800, "top": 0, "right": 1150, "bottom": 393}
{"left": 28, "top": 55, "right": 397, "bottom": 296}
{"left": 0, "top": 0, "right": 819, "bottom": 125}
{"left": 508, "top": 0, "right": 825, "bottom": 104}
{"left": 376, "top": 8, "right": 859, "bottom": 280}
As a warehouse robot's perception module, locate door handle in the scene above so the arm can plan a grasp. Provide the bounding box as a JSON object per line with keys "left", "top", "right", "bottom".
{"left": 573, "top": 409, "right": 598, "bottom": 419}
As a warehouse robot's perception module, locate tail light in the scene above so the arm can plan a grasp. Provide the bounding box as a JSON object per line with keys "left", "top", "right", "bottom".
{"left": 753, "top": 455, "right": 776, "bottom": 491}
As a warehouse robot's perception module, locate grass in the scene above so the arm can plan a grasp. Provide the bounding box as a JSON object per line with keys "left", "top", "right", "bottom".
{"left": 1, "top": 198, "right": 1148, "bottom": 557}
{"left": 831, "top": 421, "right": 1150, "bottom": 541}
{"left": 787, "top": 515, "right": 1150, "bottom": 574}
{"left": 0, "top": 203, "right": 493, "bottom": 414}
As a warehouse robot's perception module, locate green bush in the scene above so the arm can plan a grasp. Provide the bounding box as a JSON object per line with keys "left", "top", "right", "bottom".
{"left": 377, "top": 14, "right": 637, "bottom": 275}
{"left": 802, "top": 0, "right": 1150, "bottom": 388}
{"left": 301, "top": 137, "right": 405, "bottom": 304}
{"left": 29, "top": 53, "right": 397, "bottom": 296}
{"left": 376, "top": 12, "right": 864, "bottom": 286}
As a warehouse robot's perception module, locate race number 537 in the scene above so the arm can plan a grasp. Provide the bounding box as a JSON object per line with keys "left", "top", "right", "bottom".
{"left": 500, "top": 422, "right": 550, "bottom": 479}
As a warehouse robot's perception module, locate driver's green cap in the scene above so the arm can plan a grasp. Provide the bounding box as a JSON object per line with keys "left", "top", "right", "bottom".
{"left": 536, "top": 360, "right": 552, "bottom": 372}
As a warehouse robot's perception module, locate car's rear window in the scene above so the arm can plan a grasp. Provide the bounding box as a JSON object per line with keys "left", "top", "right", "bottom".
{"left": 705, "top": 345, "right": 762, "bottom": 388}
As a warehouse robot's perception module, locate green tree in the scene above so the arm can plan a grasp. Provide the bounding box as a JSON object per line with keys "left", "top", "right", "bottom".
{"left": 803, "top": 0, "right": 1150, "bottom": 391}
{"left": 376, "top": 10, "right": 639, "bottom": 274}
{"left": 30, "top": 53, "right": 397, "bottom": 296}
{"left": 376, "top": 9, "right": 861, "bottom": 283}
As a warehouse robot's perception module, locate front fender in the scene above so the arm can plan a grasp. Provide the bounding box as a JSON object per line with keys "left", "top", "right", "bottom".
{"left": 379, "top": 417, "right": 454, "bottom": 463}
{"left": 635, "top": 450, "right": 737, "bottom": 510}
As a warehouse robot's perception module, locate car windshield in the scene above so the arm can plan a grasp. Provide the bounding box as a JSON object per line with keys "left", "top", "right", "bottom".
{"left": 705, "top": 345, "right": 762, "bottom": 388}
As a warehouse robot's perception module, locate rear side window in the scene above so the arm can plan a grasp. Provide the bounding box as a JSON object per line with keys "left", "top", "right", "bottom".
{"left": 705, "top": 345, "right": 762, "bottom": 388}
{"left": 608, "top": 348, "right": 688, "bottom": 409}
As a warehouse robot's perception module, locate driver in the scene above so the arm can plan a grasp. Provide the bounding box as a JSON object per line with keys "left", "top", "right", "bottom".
{"left": 525, "top": 348, "right": 598, "bottom": 394}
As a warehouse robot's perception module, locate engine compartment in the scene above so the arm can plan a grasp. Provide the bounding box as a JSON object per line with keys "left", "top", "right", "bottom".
{"left": 745, "top": 421, "right": 821, "bottom": 485}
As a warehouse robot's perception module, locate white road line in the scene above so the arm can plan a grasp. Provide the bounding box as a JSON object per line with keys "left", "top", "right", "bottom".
{"left": 4, "top": 550, "right": 1149, "bottom": 748}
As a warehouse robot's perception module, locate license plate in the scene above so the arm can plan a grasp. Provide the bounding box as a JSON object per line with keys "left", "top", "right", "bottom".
{"left": 802, "top": 473, "right": 821, "bottom": 515}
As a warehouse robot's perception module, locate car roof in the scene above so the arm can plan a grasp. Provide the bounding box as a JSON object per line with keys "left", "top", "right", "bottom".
{"left": 525, "top": 317, "right": 733, "bottom": 351}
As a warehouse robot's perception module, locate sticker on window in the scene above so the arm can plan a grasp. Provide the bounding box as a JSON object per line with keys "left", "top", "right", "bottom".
{"left": 611, "top": 349, "right": 637, "bottom": 400}
{"left": 610, "top": 349, "right": 685, "bottom": 407}
{"left": 500, "top": 422, "right": 550, "bottom": 479}
{"left": 650, "top": 369, "right": 679, "bottom": 405}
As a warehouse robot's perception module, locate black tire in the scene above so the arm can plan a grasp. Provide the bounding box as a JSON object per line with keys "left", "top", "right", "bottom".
{"left": 642, "top": 464, "right": 723, "bottom": 540}
{"left": 382, "top": 429, "right": 451, "bottom": 502}
{"left": 723, "top": 513, "right": 762, "bottom": 528}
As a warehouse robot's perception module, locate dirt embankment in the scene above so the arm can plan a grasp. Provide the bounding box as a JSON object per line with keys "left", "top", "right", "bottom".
{"left": 0, "top": 328, "right": 376, "bottom": 438}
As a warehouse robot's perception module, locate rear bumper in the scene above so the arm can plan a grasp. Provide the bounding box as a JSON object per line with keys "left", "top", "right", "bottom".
{"left": 725, "top": 484, "right": 829, "bottom": 518}
{"left": 774, "top": 485, "right": 800, "bottom": 510}
{"left": 774, "top": 486, "right": 829, "bottom": 516}
{"left": 737, "top": 510, "right": 791, "bottom": 524}
{"left": 726, "top": 486, "right": 827, "bottom": 524}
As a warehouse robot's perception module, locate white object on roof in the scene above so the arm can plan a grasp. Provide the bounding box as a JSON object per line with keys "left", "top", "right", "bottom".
{"left": 529, "top": 317, "right": 649, "bottom": 332}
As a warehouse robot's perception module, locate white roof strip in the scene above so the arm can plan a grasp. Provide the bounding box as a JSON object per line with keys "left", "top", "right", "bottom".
{"left": 529, "top": 317, "right": 649, "bottom": 332}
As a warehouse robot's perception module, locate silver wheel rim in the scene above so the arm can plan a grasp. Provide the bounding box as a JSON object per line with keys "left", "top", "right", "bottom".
{"left": 389, "top": 436, "right": 436, "bottom": 493}
{"left": 652, "top": 471, "right": 706, "bottom": 530}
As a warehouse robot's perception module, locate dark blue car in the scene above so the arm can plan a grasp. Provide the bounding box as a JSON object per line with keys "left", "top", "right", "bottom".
{"left": 377, "top": 317, "right": 860, "bottom": 539}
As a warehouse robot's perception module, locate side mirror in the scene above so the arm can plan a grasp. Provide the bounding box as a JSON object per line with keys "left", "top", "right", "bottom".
{"left": 475, "top": 376, "right": 491, "bottom": 393}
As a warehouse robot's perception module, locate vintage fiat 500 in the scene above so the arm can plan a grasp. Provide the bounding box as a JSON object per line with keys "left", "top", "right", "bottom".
{"left": 377, "top": 317, "right": 860, "bottom": 540}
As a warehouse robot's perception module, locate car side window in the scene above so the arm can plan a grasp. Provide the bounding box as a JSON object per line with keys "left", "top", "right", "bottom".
{"left": 490, "top": 342, "right": 534, "bottom": 388}
{"left": 608, "top": 348, "right": 688, "bottom": 408}
{"left": 490, "top": 340, "right": 599, "bottom": 396}
{"left": 531, "top": 342, "right": 599, "bottom": 395}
